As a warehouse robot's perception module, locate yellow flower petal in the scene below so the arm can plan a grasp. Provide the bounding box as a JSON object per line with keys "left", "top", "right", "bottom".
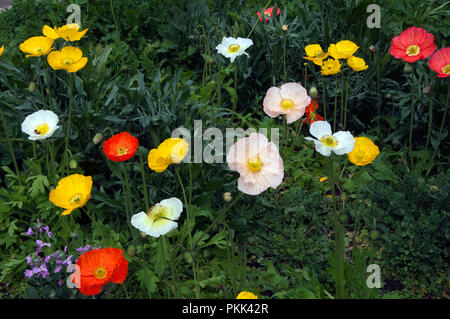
{"left": 67, "top": 57, "right": 88, "bottom": 72}
{"left": 43, "top": 25, "right": 60, "bottom": 40}
{"left": 0, "top": 45, "right": 4, "bottom": 56}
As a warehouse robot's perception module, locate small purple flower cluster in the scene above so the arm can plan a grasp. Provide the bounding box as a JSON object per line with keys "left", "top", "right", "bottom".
{"left": 25, "top": 219, "right": 53, "bottom": 239}
{"left": 23, "top": 220, "right": 97, "bottom": 286}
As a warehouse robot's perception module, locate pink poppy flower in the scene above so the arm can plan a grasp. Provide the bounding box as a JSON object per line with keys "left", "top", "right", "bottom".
{"left": 227, "top": 133, "right": 284, "bottom": 195}
{"left": 263, "top": 83, "right": 311, "bottom": 124}
{"left": 257, "top": 6, "right": 281, "bottom": 23}
{"left": 389, "top": 26, "right": 436, "bottom": 63}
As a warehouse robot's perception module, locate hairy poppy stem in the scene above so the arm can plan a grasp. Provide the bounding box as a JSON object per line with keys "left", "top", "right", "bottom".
{"left": 63, "top": 73, "right": 73, "bottom": 175}
{"left": 321, "top": 74, "right": 327, "bottom": 121}
{"left": 138, "top": 147, "right": 150, "bottom": 212}
{"left": 408, "top": 74, "right": 416, "bottom": 170}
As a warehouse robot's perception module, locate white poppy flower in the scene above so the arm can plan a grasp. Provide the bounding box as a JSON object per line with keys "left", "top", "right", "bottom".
{"left": 216, "top": 37, "right": 253, "bottom": 63}
{"left": 131, "top": 198, "right": 183, "bottom": 238}
{"left": 305, "top": 121, "right": 355, "bottom": 156}
{"left": 21, "top": 110, "right": 60, "bottom": 140}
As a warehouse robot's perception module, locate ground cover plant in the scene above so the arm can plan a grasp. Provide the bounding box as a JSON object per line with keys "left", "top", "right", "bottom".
{"left": 0, "top": 0, "right": 448, "bottom": 299}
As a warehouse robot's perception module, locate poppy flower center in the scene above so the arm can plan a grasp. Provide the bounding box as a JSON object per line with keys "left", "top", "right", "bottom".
{"left": 148, "top": 205, "right": 170, "bottom": 223}
{"left": 310, "top": 111, "right": 316, "bottom": 120}
{"left": 63, "top": 58, "right": 72, "bottom": 65}
{"left": 117, "top": 146, "right": 128, "bottom": 156}
{"left": 264, "top": 11, "right": 271, "bottom": 16}
{"left": 228, "top": 44, "right": 240, "bottom": 53}
{"left": 69, "top": 193, "right": 83, "bottom": 205}
{"left": 34, "top": 123, "right": 49, "bottom": 135}
{"left": 406, "top": 45, "right": 420, "bottom": 56}
{"left": 442, "top": 64, "right": 450, "bottom": 74}
{"left": 247, "top": 157, "right": 263, "bottom": 172}
{"left": 320, "top": 135, "right": 339, "bottom": 148}
{"left": 94, "top": 266, "right": 108, "bottom": 279}
{"left": 36, "top": 47, "right": 42, "bottom": 53}
{"left": 281, "top": 98, "right": 294, "bottom": 109}
{"left": 315, "top": 51, "right": 324, "bottom": 57}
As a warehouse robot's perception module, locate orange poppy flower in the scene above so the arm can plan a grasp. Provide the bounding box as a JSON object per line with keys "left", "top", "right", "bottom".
{"left": 303, "top": 99, "right": 324, "bottom": 126}
{"left": 389, "top": 27, "right": 436, "bottom": 63}
{"left": 102, "top": 132, "right": 139, "bottom": 162}
{"left": 428, "top": 47, "right": 450, "bottom": 78}
{"left": 72, "top": 248, "right": 128, "bottom": 296}
{"left": 257, "top": 6, "right": 280, "bottom": 23}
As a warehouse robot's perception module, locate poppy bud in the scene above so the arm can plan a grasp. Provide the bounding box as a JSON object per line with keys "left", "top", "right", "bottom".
{"left": 127, "top": 245, "right": 136, "bottom": 257}
{"left": 369, "top": 45, "right": 376, "bottom": 53}
{"left": 385, "top": 93, "right": 392, "bottom": 99}
{"left": 223, "top": 192, "right": 232, "bottom": 202}
{"left": 403, "top": 63, "right": 414, "bottom": 74}
{"left": 28, "top": 82, "right": 36, "bottom": 92}
{"left": 141, "top": 232, "right": 147, "bottom": 239}
{"left": 422, "top": 86, "right": 432, "bottom": 94}
{"left": 281, "top": 24, "right": 288, "bottom": 32}
{"left": 93, "top": 132, "right": 103, "bottom": 145}
{"left": 69, "top": 159, "right": 77, "bottom": 169}
{"left": 309, "top": 87, "right": 319, "bottom": 99}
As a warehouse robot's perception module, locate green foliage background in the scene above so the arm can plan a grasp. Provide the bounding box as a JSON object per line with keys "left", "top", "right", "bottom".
{"left": 0, "top": 0, "right": 448, "bottom": 299}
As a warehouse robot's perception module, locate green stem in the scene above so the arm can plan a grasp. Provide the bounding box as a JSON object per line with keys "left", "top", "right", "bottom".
{"left": 321, "top": 74, "right": 327, "bottom": 121}
{"left": 328, "top": 156, "right": 345, "bottom": 299}
{"left": 138, "top": 148, "right": 150, "bottom": 212}
{"left": 41, "top": 57, "right": 53, "bottom": 110}
{"left": 109, "top": 0, "right": 124, "bottom": 66}
{"left": 175, "top": 165, "right": 199, "bottom": 298}
{"left": 334, "top": 76, "right": 338, "bottom": 132}
{"left": 283, "top": 33, "right": 287, "bottom": 82}
{"left": 340, "top": 69, "right": 344, "bottom": 129}
{"left": 425, "top": 93, "right": 434, "bottom": 151}
{"left": 376, "top": 55, "right": 381, "bottom": 138}
{"left": 343, "top": 72, "right": 350, "bottom": 130}
{"left": 426, "top": 81, "right": 449, "bottom": 177}
{"left": 63, "top": 73, "right": 74, "bottom": 175}
{"left": 409, "top": 74, "right": 416, "bottom": 170}
{"left": 0, "top": 106, "right": 22, "bottom": 184}
{"left": 121, "top": 163, "right": 133, "bottom": 223}
{"left": 233, "top": 64, "right": 238, "bottom": 112}
{"left": 246, "top": 0, "right": 272, "bottom": 38}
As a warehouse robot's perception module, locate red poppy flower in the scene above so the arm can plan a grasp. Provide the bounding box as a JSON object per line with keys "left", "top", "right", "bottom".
{"left": 256, "top": 6, "right": 281, "bottom": 23}
{"left": 428, "top": 47, "right": 450, "bottom": 78}
{"left": 102, "top": 132, "right": 139, "bottom": 162}
{"left": 303, "top": 99, "right": 324, "bottom": 126}
{"left": 72, "top": 248, "right": 128, "bottom": 296}
{"left": 389, "top": 27, "right": 436, "bottom": 63}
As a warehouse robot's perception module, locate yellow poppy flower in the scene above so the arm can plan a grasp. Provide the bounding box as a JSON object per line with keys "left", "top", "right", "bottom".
{"left": 328, "top": 40, "right": 359, "bottom": 59}
{"left": 236, "top": 291, "right": 258, "bottom": 299}
{"left": 321, "top": 58, "right": 342, "bottom": 75}
{"left": 49, "top": 174, "right": 93, "bottom": 216}
{"left": 0, "top": 45, "right": 4, "bottom": 56}
{"left": 303, "top": 44, "right": 329, "bottom": 66}
{"left": 47, "top": 46, "right": 88, "bottom": 72}
{"left": 347, "top": 56, "right": 368, "bottom": 71}
{"left": 347, "top": 137, "right": 380, "bottom": 166}
{"left": 43, "top": 24, "right": 88, "bottom": 41}
{"left": 19, "top": 36, "right": 54, "bottom": 58}
{"left": 148, "top": 138, "right": 189, "bottom": 173}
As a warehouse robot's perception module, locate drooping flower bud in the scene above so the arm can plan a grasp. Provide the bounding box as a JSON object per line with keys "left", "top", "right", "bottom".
{"left": 69, "top": 159, "right": 77, "bottom": 169}
{"left": 422, "top": 86, "right": 432, "bottom": 94}
{"left": 28, "top": 82, "right": 36, "bottom": 92}
{"left": 92, "top": 132, "right": 103, "bottom": 145}
{"left": 309, "top": 87, "right": 319, "bottom": 99}
{"left": 369, "top": 45, "right": 376, "bottom": 53}
{"left": 281, "top": 24, "right": 288, "bottom": 32}
{"left": 127, "top": 245, "right": 136, "bottom": 257}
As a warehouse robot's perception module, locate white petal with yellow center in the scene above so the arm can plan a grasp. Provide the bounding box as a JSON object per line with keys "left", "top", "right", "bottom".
{"left": 130, "top": 198, "right": 183, "bottom": 238}
{"left": 216, "top": 36, "right": 253, "bottom": 63}
{"left": 21, "top": 110, "right": 60, "bottom": 140}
